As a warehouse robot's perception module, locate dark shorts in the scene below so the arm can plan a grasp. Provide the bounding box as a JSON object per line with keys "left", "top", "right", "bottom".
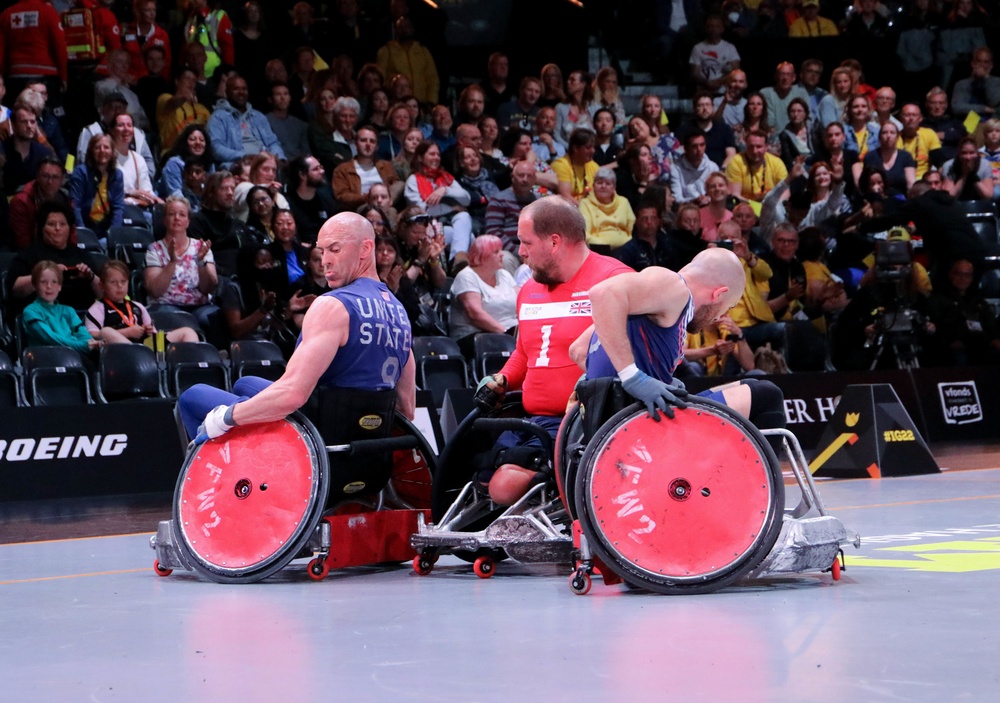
{"left": 478, "top": 414, "right": 563, "bottom": 483}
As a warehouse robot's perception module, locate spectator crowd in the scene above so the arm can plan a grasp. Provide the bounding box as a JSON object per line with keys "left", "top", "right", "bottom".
{"left": 2, "top": 0, "right": 999, "bottom": 386}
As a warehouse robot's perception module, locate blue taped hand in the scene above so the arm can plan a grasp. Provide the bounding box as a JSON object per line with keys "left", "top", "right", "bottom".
{"left": 621, "top": 370, "right": 689, "bottom": 420}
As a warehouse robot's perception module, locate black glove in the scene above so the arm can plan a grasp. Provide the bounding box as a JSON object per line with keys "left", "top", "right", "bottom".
{"left": 473, "top": 373, "right": 507, "bottom": 413}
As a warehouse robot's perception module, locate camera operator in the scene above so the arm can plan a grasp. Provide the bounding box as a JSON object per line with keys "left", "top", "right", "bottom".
{"left": 858, "top": 180, "right": 989, "bottom": 285}
{"left": 832, "top": 230, "right": 935, "bottom": 370}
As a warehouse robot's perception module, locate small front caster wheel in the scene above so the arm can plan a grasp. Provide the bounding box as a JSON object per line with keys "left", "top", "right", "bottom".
{"left": 413, "top": 555, "right": 434, "bottom": 576}
{"left": 307, "top": 558, "right": 330, "bottom": 581}
{"left": 473, "top": 555, "right": 494, "bottom": 579}
{"left": 569, "top": 570, "right": 591, "bottom": 595}
{"left": 153, "top": 560, "right": 172, "bottom": 577}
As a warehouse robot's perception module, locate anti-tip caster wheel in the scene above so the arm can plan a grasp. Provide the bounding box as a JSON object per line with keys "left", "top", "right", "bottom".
{"left": 831, "top": 557, "right": 842, "bottom": 581}
{"left": 153, "top": 560, "right": 173, "bottom": 577}
{"left": 569, "top": 570, "right": 591, "bottom": 595}
{"left": 307, "top": 558, "right": 330, "bottom": 581}
{"left": 413, "top": 555, "right": 434, "bottom": 576}
{"left": 473, "top": 555, "right": 495, "bottom": 579}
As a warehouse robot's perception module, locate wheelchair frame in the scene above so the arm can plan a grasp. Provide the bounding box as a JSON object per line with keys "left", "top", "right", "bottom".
{"left": 412, "top": 395, "right": 860, "bottom": 594}
{"left": 150, "top": 410, "right": 436, "bottom": 583}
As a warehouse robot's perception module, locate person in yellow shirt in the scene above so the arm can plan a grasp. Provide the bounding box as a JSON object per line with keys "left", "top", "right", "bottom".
{"left": 376, "top": 17, "right": 440, "bottom": 105}
{"left": 716, "top": 220, "right": 785, "bottom": 351}
{"left": 897, "top": 103, "right": 942, "bottom": 179}
{"left": 788, "top": 0, "right": 839, "bottom": 37}
{"left": 551, "top": 128, "right": 599, "bottom": 201}
{"left": 156, "top": 67, "right": 211, "bottom": 155}
{"left": 725, "top": 129, "right": 789, "bottom": 201}
{"left": 685, "top": 314, "right": 756, "bottom": 376}
{"left": 579, "top": 167, "right": 636, "bottom": 252}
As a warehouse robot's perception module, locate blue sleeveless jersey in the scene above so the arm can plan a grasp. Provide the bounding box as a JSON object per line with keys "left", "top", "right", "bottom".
{"left": 586, "top": 293, "right": 693, "bottom": 383}
{"left": 305, "top": 278, "right": 413, "bottom": 390}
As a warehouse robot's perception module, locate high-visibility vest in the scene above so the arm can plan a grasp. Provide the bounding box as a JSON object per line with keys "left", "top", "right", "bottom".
{"left": 185, "top": 9, "right": 225, "bottom": 77}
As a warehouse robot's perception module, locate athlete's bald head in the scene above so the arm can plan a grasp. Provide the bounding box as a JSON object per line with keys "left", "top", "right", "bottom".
{"left": 679, "top": 248, "right": 745, "bottom": 332}
{"left": 318, "top": 211, "right": 376, "bottom": 246}
{"left": 317, "top": 211, "right": 378, "bottom": 287}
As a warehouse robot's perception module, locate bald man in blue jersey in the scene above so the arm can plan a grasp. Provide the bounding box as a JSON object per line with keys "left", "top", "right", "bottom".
{"left": 178, "top": 211, "right": 416, "bottom": 441}
{"left": 571, "top": 248, "right": 786, "bottom": 430}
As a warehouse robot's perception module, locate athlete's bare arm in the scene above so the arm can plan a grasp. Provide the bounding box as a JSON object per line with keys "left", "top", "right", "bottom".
{"left": 569, "top": 324, "right": 595, "bottom": 370}
{"left": 396, "top": 351, "right": 416, "bottom": 420}
{"left": 588, "top": 267, "right": 690, "bottom": 372}
{"left": 231, "top": 296, "right": 349, "bottom": 425}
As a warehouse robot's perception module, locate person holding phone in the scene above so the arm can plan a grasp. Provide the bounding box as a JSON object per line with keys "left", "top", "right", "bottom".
{"left": 714, "top": 219, "right": 785, "bottom": 352}
{"left": 395, "top": 207, "right": 447, "bottom": 304}
{"left": 683, "top": 313, "right": 755, "bottom": 377}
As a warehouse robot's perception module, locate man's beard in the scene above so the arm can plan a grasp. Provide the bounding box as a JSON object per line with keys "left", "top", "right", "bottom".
{"left": 531, "top": 262, "right": 559, "bottom": 286}
{"left": 687, "top": 303, "right": 720, "bottom": 334}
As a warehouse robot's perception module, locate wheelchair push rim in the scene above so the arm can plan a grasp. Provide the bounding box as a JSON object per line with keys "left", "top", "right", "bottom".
{"left": 575, "top": 397, "right": 784, "bottom": 595}
{"left": 173, "top": 412, "right": 330, "bottom": 583}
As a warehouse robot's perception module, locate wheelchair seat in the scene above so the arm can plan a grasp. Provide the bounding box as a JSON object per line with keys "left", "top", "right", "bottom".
{"left": 303, "top": 386, "right": 400, "bottom": 506}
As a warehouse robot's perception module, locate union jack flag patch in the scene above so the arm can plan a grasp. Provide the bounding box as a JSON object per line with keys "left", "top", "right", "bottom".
{"left": 568, "top": 301, "right": 591, "bottom": 315}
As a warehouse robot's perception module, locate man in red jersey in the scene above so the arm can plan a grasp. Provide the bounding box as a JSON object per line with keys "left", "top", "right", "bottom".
{"left": 474, "top": 196, "right": 632, "bottom": 505}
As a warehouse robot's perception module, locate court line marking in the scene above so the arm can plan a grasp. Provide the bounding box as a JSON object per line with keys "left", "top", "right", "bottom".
{"left": 0, "top": 532, "right": 156, "bottom": 548}
{"left": 828, "top": 494, "right": 1000, "bottom": 511}
{"left": 0, "top": 568, "right": 150, "bottom": 586}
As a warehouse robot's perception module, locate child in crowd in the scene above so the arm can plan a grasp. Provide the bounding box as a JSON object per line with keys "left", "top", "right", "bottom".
{"left": 22, "top": 261, "right": 102, "bottom": 353}
{"left": 85, "top": 261, "right": 199, "bottom": 344}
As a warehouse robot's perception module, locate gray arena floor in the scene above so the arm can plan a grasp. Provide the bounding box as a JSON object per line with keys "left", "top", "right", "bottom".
{"left": 2, "top": 458, "right": 999, "bottom": 702}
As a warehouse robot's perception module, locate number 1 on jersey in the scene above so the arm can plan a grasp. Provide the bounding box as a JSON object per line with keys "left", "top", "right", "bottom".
{"left": 536, "top": 324, "right": 553, "bottom": 367}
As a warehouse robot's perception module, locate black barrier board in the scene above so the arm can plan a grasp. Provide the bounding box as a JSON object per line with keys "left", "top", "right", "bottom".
{"left": 909, "top": 366, "right": 1000, "bottom": 443}
{"left": 811, "top": 384, "right": 939, "bottom": 479}
{"left": 0, "top": 401, "right": 185, "bottom": 502}
{"left": 441, "top": 388, "right": 476, "bottom": 442}
{"left": 685, "top": 370, "right": 923, "bottom": 456}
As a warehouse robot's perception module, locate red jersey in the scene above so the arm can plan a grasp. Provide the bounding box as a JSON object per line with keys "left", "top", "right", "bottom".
{"left": 0, "top": 0, "right": 68, "bottom": 81}
{"left": 120, "top": 22, "right": 171, "bottom": 78}
{"left": 501, "top": 252, "right": 632, "bottom": 416}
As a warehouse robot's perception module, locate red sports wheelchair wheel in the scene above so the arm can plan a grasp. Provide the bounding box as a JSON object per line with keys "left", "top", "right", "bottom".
{"left": 173, "top": 413, "right": 330, "bottom": 584}
{"left": 574, "top": 397, "right": 784, "bottom": 595}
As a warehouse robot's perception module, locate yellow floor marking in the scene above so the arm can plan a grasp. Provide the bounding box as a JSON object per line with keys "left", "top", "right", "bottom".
{"left": 828, "top": 493, "right": 1000, "bottom": 511}
{"left": 0, "top": 532, "right": 156, "bottom": 548}
{"left": 847, "top": 537, "right": 1000, "bottom": 572}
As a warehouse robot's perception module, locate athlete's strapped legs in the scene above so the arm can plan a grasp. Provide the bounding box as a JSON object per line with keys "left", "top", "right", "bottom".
{"left": 481, "top": 415, "right": 562, "bottom": 506}
{"left": 698, "top": 377, "right": 786, "bottom": 432}
{"left": 177, "top": 376, "right": 273, "bottom": 439}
